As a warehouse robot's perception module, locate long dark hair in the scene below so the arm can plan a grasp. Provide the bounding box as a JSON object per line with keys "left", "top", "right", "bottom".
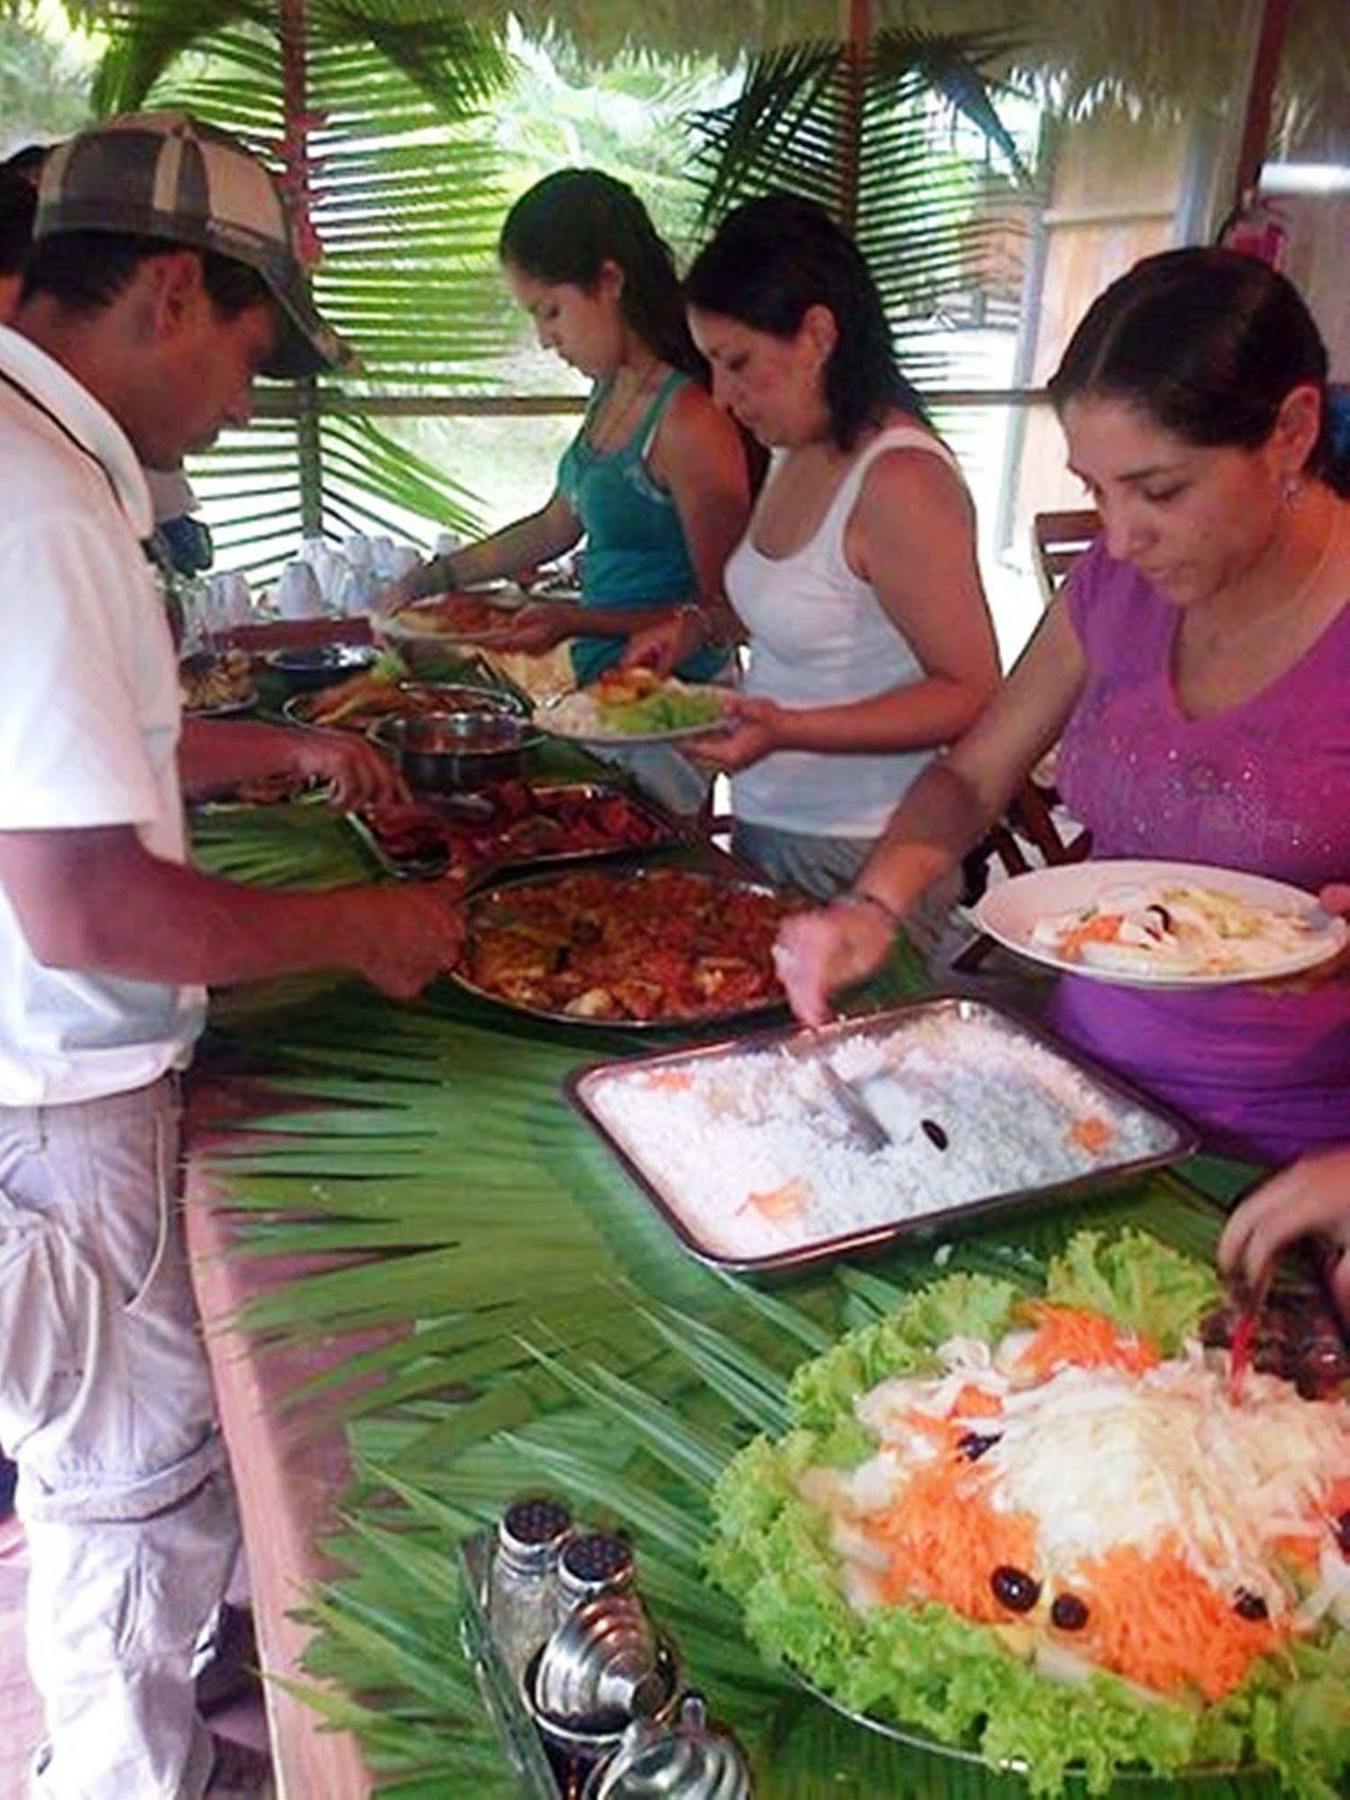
{"left": 499, "top": 169, "right": 704, "bottom": 381}
{"left": 1049, "top": 247, "right": 1349, "bottom": 498}
{"left": 683, "top": 193, "right": 928, "bottom": 452}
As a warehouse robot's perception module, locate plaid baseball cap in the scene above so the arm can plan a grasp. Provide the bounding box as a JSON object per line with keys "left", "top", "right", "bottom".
{"left": 35, "top": 111, "right": 353, "bottom": 379}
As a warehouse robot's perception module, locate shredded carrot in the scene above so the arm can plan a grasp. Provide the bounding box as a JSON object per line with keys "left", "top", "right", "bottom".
{"left": 1272, "top": 1531, "right": 1322, "bottom": 1573}
{"left": 866, "top": 1463, "right": 1038, "bottom": 1623}
{"left": 738, "top": 1177, "right": 809, "bottom": 1221}
{"left": 1326, "top": 1476, "right": 1350, "bottom": 1518}
{"left": 897, "top": 1408, "right": 965, "bottom": 1450}
{"left": 1069, "top": 1115, "right": 1115, "bottom": 1154}
{"left": 1013, "top": 1302, "right": 1160, "bottom": 1382}
{"left": 1073, "top": 1537, "right": 1284, "bottom": 1700}
{"left": 642, "top": 1069, "right": 695, "bottom": 1091}
{"left": 1059, "top": 914, "right": 1122, "bottom": 959}
{"left": 951, "top": 1383, "right": 1003, "bottom": 1418}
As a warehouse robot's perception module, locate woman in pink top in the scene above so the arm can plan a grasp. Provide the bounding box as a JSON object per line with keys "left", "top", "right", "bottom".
{"left": 774, "top": 247, "right": 1350, "bottom": 1164}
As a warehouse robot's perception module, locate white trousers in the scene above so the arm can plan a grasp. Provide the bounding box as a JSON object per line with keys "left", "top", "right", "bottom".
{"left": 0, "top": 1076, "right": 238, "bottom": 1800}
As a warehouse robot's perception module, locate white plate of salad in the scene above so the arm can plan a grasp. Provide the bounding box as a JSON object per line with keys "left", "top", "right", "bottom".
{"left": 538, "top": 667, "right": 729, "bottom": 746}
{"left": 976, "top": 858, "right": 1346, "bottom": 988}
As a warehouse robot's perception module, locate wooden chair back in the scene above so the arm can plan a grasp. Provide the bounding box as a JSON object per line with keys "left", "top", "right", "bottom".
{"left": 1032, "top": 507, "right": 1100, "bottom": 607}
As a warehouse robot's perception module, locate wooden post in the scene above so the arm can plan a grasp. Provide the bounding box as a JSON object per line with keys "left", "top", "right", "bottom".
{"left": 280, "top": 0, "right": 322, "bottom": 539}
{"left": 838, "top": 0, "right": 874, "bottom": 234}
{"left": 1233, "top": 0, "right": 1295, "bottom": 206}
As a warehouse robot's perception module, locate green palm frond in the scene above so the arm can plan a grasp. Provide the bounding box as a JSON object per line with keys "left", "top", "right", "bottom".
{"left": 85, "top": 0, "right": 518, "bottom": 568}
{"left": 688, "top": 28, "right": 1035, "bottom": 390}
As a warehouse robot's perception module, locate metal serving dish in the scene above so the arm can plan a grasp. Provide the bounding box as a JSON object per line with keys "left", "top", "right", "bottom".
{"left": 566, "top": 997, "right": 1198, "bottom": 1274}
{"left": 281, "top": 679, "right": 534, "bottom": 733}
{"left": 452, "top": 864, "right": 797, "bottom": 1031}
{"left": 345, "top": 781, "right": 682, "bottom": 883}
{"left": 370, "top": 708, "right": 528, "bottom": 792}
{"left": 264, "top": 642, "right": 377, "bottom": 688}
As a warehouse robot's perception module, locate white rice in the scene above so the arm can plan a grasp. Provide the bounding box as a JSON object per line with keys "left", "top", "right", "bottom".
{"left": 585, "top": 1012, "right": 1176, "bottom": 1261}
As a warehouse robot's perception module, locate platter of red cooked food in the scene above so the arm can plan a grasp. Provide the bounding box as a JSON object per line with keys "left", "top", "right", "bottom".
{"left": 454, "top": 865, "right": 802, "bottom": 1025}
{"left": 349, "top": 780, "right": 677, "bottom": 881}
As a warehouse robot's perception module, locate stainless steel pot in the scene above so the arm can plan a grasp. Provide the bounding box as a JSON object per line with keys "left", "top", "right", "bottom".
{"left": 370, "top": 709, "right": 526, "bottom": 792}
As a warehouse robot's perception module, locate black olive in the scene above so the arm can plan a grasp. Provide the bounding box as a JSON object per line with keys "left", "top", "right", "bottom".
{"left": 957, "top": 1431, "right": 1001, "bottom": 1462}
{"left": 990, "top": 1565, "right": 1040, "bottom": 1613}
{"left": 1146, "top": 903, "right": 1173, "bottom": 932}
{"left": 920, "top": 1118, "right": 949, "bottom": 1151}
{"left": 1336, "top": 1511, "right": 1350, "bottom": 1556}
{"left": 1234, "top": 1589, "right": 1268, "bottom": 1622}
{"left": 1050, "top": 1592, "right": 1089, "bottom": 1631}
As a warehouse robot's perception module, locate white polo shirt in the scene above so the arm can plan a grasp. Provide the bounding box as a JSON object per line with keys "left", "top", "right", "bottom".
{"left": 0, "top": 326, "right": 205, "bottom": 1106}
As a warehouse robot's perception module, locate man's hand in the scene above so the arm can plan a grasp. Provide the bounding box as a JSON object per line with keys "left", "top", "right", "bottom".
{"left": 347, "top": 882, "right": 465, "bottom": 1000}
{"left": 288, "top": 729, "right": 409, "bottom": 810}
{"left": 1217, "top": 1147, "right": 1350, "bottom": 1323}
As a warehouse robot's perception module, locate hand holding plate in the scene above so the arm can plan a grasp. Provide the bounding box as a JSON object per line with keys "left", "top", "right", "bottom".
{"left": 684, "top": 692, "right": 781, "bottom": 772}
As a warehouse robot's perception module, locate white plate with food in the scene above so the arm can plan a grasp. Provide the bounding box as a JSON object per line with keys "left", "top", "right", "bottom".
{"left": 538, "top": 667, "right": 729, "bottom": 746}
{"left": 377, "top": 588, "right": 526, "bottom": 650}
{"left": 976, "top": 859, "right": 1347, "bottom": 988}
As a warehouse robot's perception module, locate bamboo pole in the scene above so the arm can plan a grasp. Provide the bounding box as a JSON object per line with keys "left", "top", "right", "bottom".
{"left": 279, "top": 0, "right": 322, "bottom": 539}
{"left": 837, "top": 0, "right": 874, "bottom": 234}
{"left": 1233, "top": 0, "right": 1295, "bottom": 206}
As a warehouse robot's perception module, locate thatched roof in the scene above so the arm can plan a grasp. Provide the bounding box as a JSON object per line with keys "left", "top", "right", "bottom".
{"left": 465, "top": 0, "right": 1348, "bottom": 153}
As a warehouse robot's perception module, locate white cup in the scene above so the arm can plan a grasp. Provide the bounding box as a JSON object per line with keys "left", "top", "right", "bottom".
{"left": 369, "top": 535, "right": 399, "bottom": 579}
{"left": 209, "top": 570, "right": 253, "bottom": 627}
{"left": 333, "top": 562, "right": 379, "bottom": 618}
{"left": 276, "top": 559, "right": 325, "bottom": 621}
{"left": 385, "top": 543, "right": 421, "bottom": 580}
{"left": 433, "top": 530, "right": 462, "bottom": 560}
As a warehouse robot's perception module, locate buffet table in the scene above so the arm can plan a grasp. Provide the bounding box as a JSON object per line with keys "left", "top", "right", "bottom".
{"left": 180, "top": 677, "right": 1268, "bottom": 1799}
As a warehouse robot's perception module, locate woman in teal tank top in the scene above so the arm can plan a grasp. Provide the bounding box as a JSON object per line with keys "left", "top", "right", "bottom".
{"left": 385, "top": 170, "right": 751, "bottom": 691}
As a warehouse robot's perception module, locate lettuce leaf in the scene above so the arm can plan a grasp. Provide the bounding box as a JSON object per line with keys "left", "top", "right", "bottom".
{"left": 1045, "top": 1227, "right": 1220, "bottom": 1353}
{"left": 705, "top": 1228, "right": 1347, "bottom": 1798}
{"left": 787, "top": 1271, "right": 1020, "bottom": 1429}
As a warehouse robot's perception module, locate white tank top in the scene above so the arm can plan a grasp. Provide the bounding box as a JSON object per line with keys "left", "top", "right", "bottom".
{"left": 727, "top": 422, "right": 964, "bottom": 838}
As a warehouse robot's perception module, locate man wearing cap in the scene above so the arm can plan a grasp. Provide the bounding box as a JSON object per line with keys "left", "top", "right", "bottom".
{"left": 0, "top": 113, "right": 463, "bottom": 1799}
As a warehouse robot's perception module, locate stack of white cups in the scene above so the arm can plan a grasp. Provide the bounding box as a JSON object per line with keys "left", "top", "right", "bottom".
{"left": 206, "top": 569, "right": 253, "bottom": 629}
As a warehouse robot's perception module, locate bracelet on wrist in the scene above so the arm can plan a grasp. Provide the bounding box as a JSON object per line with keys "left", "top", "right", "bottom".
{"left": 838, "top": 886, "right": 903, "bottom": 931}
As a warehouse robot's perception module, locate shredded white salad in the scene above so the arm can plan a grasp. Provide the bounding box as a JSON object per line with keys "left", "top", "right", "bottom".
{"left": 1030, "top": 881, "right": 1326, "bottom": 976}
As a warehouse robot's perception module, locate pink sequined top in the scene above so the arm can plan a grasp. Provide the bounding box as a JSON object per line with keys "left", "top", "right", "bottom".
{"left": 1050, "top": 540, "right": 1350, "bottom": 1161}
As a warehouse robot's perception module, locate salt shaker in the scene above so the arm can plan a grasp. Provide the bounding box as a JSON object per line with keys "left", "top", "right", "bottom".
{"left": 554, "top": 1532, "right": 635, "bottom": 1619}
{"left": 487, "top": 1496, "right": 573, "bottom": 1685}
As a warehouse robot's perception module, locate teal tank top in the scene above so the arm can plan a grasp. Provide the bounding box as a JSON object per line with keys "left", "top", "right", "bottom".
{"left": 557, "top": 369, "right": 726, "bottom": 686}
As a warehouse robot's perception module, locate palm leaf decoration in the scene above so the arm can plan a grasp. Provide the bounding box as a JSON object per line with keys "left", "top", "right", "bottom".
{"left": 83, "top": 0, "right": 519, "bottom": 576}
{"left": 688, "top": 29, "right": 1033, "bottom": 390}
{"left": 189, "top": 786, "right": 1255, "bottom": 1791}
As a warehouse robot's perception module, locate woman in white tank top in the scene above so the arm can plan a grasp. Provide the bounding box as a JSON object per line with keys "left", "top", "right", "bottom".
{"left": 630, "top": 196, "right": 998, "bottom": 917}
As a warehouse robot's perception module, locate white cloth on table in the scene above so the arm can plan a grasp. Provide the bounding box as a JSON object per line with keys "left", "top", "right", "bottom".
{"left": 727, "top": 422, "right": 963, "bottom": 839}
{"left": 0, "top": 325, "right": 204, "bottom": 1108}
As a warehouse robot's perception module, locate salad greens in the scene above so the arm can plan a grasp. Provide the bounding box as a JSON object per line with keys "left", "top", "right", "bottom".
{"left": 599, "top": 685, "right": 723, "bottom": 735}
{"left": 707, "top": 1229, "right": 1349, "bottom": 1798}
